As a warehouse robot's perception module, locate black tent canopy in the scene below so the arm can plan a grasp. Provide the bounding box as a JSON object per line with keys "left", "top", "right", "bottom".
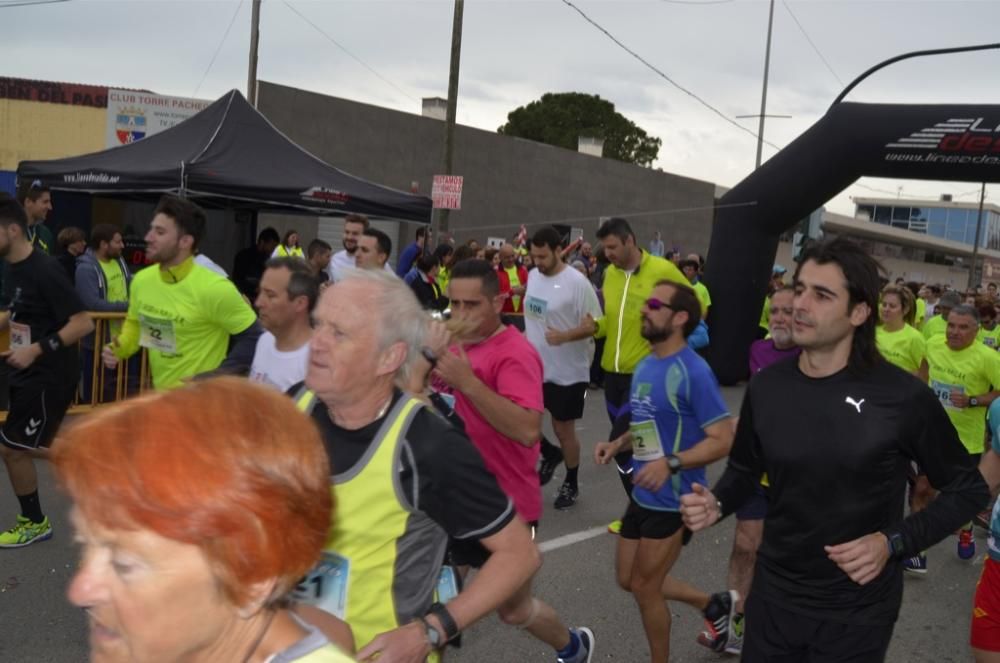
{"left": 17, "top": 90, "right": 432, "bottom": 222}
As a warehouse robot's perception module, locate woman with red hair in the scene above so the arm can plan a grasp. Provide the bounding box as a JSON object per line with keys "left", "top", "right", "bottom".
{"left": 52, "top": 377, "right": 354, "bottom": 662}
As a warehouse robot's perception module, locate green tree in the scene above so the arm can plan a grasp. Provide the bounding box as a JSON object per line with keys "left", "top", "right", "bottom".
{"left": 497, "top": 92, "right": 661, "bottom": 167}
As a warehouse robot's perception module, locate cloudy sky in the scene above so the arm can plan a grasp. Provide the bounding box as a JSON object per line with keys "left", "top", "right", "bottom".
{"left": 7, "top": 0, "right": 1000, "bottom": 215}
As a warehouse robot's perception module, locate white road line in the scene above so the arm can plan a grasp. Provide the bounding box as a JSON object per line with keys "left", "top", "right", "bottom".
{"left": 537, "top": 526, "right": 609, "bottom": 553}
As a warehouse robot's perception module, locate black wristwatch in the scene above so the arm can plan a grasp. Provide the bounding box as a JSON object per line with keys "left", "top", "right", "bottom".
{"left": 666, "top": 454, "right": 682, "bottom": 473}
{"left": 417, "top": 616, "right": 443, "bottom": 649}
{"left": 885, "top": 531, "right": 906, "bottom": 560}
{"left": 425, "top": 602, "right": 459, "bottom": 645}
{"left": 971, "top": 396, "right": 981, "bottom": 408}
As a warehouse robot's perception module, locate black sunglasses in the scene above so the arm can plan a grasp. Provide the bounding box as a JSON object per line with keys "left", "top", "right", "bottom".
{"left": 644, "top": 297, "right": 676, "bottom": 311}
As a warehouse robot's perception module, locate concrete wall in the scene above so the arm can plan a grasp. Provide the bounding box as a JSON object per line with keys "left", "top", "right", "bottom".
{"left": 257, "top": 82, "right": 717, "bottom": 256}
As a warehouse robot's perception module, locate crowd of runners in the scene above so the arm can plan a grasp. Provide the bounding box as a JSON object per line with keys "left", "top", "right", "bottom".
{"left": 1, "top": 183, "right": 1000, "bottom": 662}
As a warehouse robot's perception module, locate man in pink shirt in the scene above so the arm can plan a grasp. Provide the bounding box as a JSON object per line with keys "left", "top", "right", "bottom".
{"left": 434, "top": 258, "right": 595, "bottom": 663}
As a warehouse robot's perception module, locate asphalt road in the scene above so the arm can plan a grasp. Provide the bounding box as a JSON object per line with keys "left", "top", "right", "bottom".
{"left": 0, "top": 384, "right": 985, "bottom": 662}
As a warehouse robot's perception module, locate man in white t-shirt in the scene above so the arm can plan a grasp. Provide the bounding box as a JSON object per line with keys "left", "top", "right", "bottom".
{"left": 328, "top": 213, "right": 394, "bottom": 281}
{"left": 524, "top": 227, "right": 603, "bottom": 509}
{"left": 250, "top": 257, "right": 317, "bottom": 392}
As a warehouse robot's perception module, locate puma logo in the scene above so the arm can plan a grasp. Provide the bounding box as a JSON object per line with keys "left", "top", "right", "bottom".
{"left": 845, "top": 397, "right": 865, "bottom": 413}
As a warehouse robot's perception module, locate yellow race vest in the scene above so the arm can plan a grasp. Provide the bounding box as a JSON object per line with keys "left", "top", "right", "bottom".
{"left": 277, "top": 245, "right": 305, "bottom": 258}
{"left": 294, "top": 389, "right": 447, "bottom": 660}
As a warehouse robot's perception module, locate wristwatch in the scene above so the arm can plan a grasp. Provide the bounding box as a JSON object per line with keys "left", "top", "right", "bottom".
{"left": 425, "top": 602, "right": 459, "bottom": 645}
{"left": 417, "top": 616, "right": 443, "bottom": 649}
{"left": 885, "top": 531, "right": 906, "bottom": 560}
{"left": 666, "top": 454, "right": 682, "bottom": 473}
{"left": 971, "top": 396, "right": 980, "bottom": 407}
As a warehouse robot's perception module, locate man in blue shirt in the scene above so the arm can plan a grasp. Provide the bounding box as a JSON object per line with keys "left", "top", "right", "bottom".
{"left": 595, "top": 280, "right": 733, "bottom": 663}
{"left": 395, "top": 226, "right": 429, "bottom": 278}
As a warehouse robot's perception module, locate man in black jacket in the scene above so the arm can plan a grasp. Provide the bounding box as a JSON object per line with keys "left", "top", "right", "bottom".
{"left": 408, "top": 253, "right": 448, "bottom": 312}
{"left": 681, "top": 237, "right": 988, "bottom": 662}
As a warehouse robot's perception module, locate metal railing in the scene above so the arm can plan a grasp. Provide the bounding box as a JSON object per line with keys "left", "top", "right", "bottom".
{"left": 0, "top": 312, "right": 152, "bottom": 420}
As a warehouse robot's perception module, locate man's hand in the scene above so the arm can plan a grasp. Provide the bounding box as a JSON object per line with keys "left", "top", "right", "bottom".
{"left": 634, "top": 457, "right": 670, "bottom": 492}
{"left": 950, "top": 390, "right": 970, "bottom": 408}
{"left": 2, "top": 344, "right": 42, "bottom": 370}
{"left": 102, "top": 340, "right": 120, "bottom": 370}
{"left": 824, "top": 533, "right": 891, "bottom": 586}
{"left": 579, "top": 313, "right": 596, "bottom": 336}
{"left": 356, "top": 621, "right": 431, "bottom": 663}
{"left": 425, "top": 320, "right": 452, "bottom": 358}
{"left": 511, "top": 285, "right": 526, "bottom": 297}
{"left": 545, "top": 327, "right": 568, "bottom": 346}
{"left": 594, "top": 439, "right": 621, "bottom": 465}
{"left": 680, "top": 483, "right": 721, "bottom": 532}
{"left": 434, "top": 346, "right": 476, "bottom": 393}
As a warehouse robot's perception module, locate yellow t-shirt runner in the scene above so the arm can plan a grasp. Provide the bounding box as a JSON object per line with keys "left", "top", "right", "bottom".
{"left": 922, "top": 314, "right": 947, "bottom": 340}
{"left": 99, "top": 258, "right": 129, "bottom": 336}
{"left": 925, "top": 335, "right": 1000, "bottom": 454}
{"left": 112, "top": 257, "right": 257, "bottom": 389}
{"left": 876, "top": 324, "right": 926, "bottom": 373}
{"left": 978, "top": 325, "right": 1000, "bottom": 350}
{"left": 915, "top": 297, "right": 927, "bottom": 329}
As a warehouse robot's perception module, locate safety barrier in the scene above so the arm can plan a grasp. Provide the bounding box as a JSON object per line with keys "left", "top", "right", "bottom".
{"left": 0, "top": 312, "right": 151, "bottom": 421}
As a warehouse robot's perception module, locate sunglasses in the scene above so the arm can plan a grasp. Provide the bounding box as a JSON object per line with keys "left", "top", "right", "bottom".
{"left": 644, "top": 297, "right": 676, "bottom": 312}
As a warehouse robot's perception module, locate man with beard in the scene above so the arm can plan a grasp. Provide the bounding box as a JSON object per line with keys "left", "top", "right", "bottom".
{"left": 593, "top": 280, "right": 733, "bottom": 663}
{"left": 17, "top": 181, "right": 54, "bottom": 254}
{"left": 102, "top": 195, "right": 260, "bottom": 389}
{"left": 0, "top": 193, "right": 94, "bottom": 548}
{"left": 681, "top": 237, "right": 987, "bottom": 662}
{"left": 328, "top": 213, "right": 369, "bottom": 282}
{"left": 75, "top": 224, "right": 133, "bottom": 402}
{"left": 524, "top": 227, "right": 602, "bottom": 510}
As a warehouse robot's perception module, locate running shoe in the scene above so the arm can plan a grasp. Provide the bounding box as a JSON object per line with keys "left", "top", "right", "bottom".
{"left": 607, "top": 519, "right": 622, "bottom": 535}
{"left": 697, "top": 590, "right": 739, "bottom": 653}
{"left": 724, "top": 613, "right": 744, "bottom": 655}
{"left": 557, "top": 626, "right": 595, "bottom": 663}
{"left": 902, "top": 553, "right": 927, "bottom": 574}
{"left": 554, "top": 482, "right": 578, "bottom": 510}
{"left": 958, "top": 527, "right": 976, "bottom": 560}
{"left": 538, "top": 446, "right": 564, "bottom": 487}
{"left": 0, "top": 515, "right": 52, "bottom": 548}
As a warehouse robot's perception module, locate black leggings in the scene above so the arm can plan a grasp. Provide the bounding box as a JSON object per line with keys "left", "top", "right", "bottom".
{"left": 604, "top": 372, "right": 634, "bottom": 497}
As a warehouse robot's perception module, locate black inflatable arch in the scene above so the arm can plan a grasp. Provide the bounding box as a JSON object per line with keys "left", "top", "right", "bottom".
{"left": 705, "top": 102, "right": 1000, "bottom": 384}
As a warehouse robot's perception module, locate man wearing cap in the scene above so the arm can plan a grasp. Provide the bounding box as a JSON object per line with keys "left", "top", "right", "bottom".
{"left": 923, "top": 291, "right": 961, "bottom": 340}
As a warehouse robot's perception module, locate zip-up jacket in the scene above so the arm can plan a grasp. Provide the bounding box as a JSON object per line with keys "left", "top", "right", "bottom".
{"left": 594, "top": 250, "right": 686, "bottom": 374}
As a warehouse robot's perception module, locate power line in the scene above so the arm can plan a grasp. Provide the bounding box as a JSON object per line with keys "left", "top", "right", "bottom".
{"left": 559, "top": 0, "right": 781, "bottom": 151}
{"left": 192, "top": 0, "right": 245, "bottom": 98}
{"left": 660, "top": 0, "right": 734, "bottom": 4}
{"left": 781, "top": 0, "right": 843, "bottom": 87}
{"left": 0, "top": 0, "right": 72, "bottom": 7}
{"left": 282, "top": 1, "right": 417, "bottom": 102}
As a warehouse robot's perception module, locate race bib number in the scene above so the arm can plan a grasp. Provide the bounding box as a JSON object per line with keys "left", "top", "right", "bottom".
{"left": 525, "top": 295, "right": 547, "bottom": 321}
{"left": 139, "top": 314, "right": 177, "bottom": 354}
{"left": 293, "top": 551, "right": 350, "bottom": 619}
{"left": 930, "top": 379, "right": 963, "bottom": 410}
{"left": 630, "top": 419, "right": 665, "bottom": 461}
{"left": 9, "top": 321, "right": 30, "bottom": 350}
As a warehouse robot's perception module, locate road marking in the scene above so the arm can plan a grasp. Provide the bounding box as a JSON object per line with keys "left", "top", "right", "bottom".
{"left": 538, "top": 526, "right": 608, "bottom": 553}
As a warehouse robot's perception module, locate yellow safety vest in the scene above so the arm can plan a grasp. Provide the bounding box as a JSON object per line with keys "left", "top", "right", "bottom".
{"left": 277, "top": 245, "right": 305, "bottom": 258}
{"left": 294, "top": 389, "right": 445, "bottom": 661}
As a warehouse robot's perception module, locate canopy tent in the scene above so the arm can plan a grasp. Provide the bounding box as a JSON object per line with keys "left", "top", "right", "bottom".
{"left": 17, "top": 90, "right": 432, "bottom": 222}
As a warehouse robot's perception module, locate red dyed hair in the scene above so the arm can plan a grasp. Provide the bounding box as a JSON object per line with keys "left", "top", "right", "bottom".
{"left": 52, "top": 377, "right": 332, "bottom": 607}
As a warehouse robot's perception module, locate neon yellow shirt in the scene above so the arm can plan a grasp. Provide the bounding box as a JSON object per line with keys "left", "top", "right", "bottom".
{"left": 504, "top": 265, "right": 523, "bottom": 312}
{"left": 99, "top": 258, "right": 129, "bottom": 336}
{"left": 925, "top": 335, "right": 1000, "bottom": 453}
{"left": 759, "top": 296, "right": 770, "bottom": 331}
{"left": 922, "top": 315, "right": 947, "bottom": 340}
{"left": 594, "top": 251, "right": 687, "bottom": 374}
{"left": 915, "top": 298, "right": 927, "bottom": 329}
{"left": 978, "top": 325, "right": 1000, "bottom": 350}
{"left": 114, "top": 257, "right": 257, "bottom": 389}
{"left": 691, "top": 280, "right": 711, "bottom": 317}
{"left": 876, "top": 324, "right": 925, "bottom": 373}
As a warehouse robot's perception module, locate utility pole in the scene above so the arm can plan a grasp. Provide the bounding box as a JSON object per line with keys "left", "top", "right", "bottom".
{"left": 755, "top": 0, "right": 775, "bottom": 169}
{"left": 247, "top": 0, "right": 262, "bottom": 106}
{"left": 969, "top": 182, "right": 987, "bottom": 290}
{"left": 432, "top": 0, "right": 464, "bottom": 244}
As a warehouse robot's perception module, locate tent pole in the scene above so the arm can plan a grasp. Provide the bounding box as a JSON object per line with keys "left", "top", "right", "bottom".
{"left": 247, "top": 0, "right": 262, "bottom": 106}
{"left": 969, "top": 182, "right": 987, "bottom": 291}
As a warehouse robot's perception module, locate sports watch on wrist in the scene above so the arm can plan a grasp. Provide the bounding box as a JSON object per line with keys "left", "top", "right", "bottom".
{"left": 970, "top": 396, "right": 980, "bottom": 408}
{"left": 666, "top": 454, "right": 682, "bottom": 473}
{"left": 885, "top": 531, "right": 905, "bottom": 560}
{"left": 416, "top": 616, "right": 443, "bottom": 649}
{"left": 425, "top": 602, "right": 459, "bottom": 645}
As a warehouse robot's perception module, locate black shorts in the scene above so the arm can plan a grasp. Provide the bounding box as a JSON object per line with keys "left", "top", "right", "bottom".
{"left": 619, "top": 501, "right": 685, "bottom": 540}
{"left": 742, "top": 594, "right": 893, "bottom": 662}
{"left": 1, "top": 375, "right": 76, "bottom": 451}
{"left": 543, "top": 382, "right": 588, "bottom": 422}
{"left": 736, "top": 484, "right": 769, "bottom": 521}
{"left": 449, "top": 521, "right": 538, "bottom": 568}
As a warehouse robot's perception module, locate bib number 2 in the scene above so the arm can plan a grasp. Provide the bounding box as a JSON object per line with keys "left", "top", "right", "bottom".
{"left": 139, "top": 315, "right": 177, "bottom": 354}
{"left": 630, "top": 420, "right": 665, "bottom": 461}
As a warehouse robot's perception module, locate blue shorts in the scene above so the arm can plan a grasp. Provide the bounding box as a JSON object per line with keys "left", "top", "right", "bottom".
{"left": 735, "top": 484, "right": 768, "bottom": 521}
